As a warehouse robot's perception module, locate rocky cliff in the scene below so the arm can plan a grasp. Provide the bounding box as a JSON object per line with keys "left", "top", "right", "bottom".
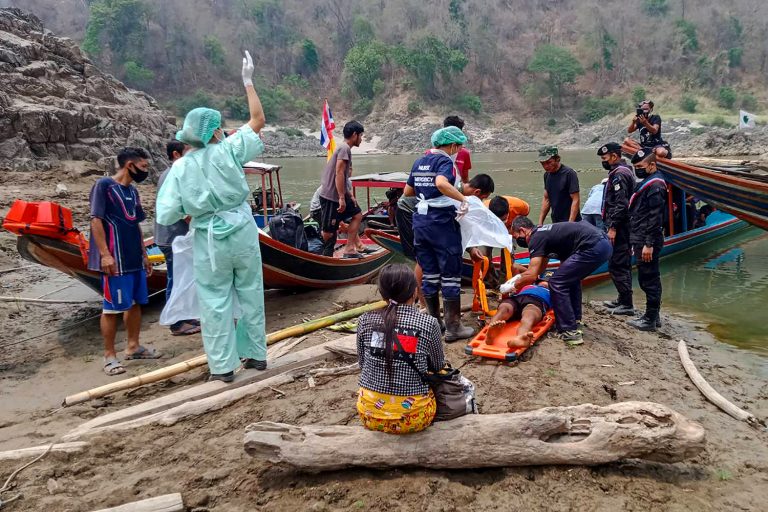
{"left": 0, "top": 8, "right": 174, "bottom": 172}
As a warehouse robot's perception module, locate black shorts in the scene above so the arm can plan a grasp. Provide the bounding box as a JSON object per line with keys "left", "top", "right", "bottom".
{"left": 500, "top": 295, "right": 548, "bottom": 320}
{"left": 319, "top": 195, "right": 361, "bottom": 234}
{"left": 395, "top": 207, "right": 415, "bottom": 259}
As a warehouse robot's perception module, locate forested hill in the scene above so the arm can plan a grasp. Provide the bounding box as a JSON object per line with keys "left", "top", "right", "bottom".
{"left": 5, "top": 0, "right": 768, "bottom": 128}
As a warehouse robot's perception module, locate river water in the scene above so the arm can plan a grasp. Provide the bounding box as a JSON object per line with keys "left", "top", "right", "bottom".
{"left": 254, "top": 150, "right": 768, "bottom": 355}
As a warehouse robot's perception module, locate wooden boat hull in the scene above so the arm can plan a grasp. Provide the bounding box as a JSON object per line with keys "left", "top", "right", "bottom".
{"left": 365, "top": 211, "right": 747, "bottom": 286}
{"left": 15, "top": 232, "right": 392, "bottom": 295}
{"left": 622, "top": 141, "right": 768, "bottom": 231}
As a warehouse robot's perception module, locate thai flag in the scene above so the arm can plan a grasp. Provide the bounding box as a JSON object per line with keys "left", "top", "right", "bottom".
{"left": 320, "top": 99, "right": 336, "bottom": 161}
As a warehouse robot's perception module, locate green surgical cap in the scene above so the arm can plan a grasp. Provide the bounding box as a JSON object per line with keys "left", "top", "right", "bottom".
{"left": 431, "top": 126, "right": 467, "bottom": 148}
{"left": 176, "top": 107, "right": 222, "bottom": 148}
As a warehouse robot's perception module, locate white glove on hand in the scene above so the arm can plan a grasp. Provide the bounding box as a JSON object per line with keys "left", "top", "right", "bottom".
{"left": 455, "top": 200, "right": 469, "bottom": 221}
{"left": 499, "top": 274, "right": 522, "bottom": 295}
{"left": 242, "top": 50, "right": 254, "bottom": 87}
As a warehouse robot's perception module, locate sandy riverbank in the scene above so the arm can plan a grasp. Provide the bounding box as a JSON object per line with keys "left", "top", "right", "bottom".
{"left": 1, "top": 160, "right": 767, "bottom": 511}
{"left": 0, "top": 259, "right": 766, "bottom": 511}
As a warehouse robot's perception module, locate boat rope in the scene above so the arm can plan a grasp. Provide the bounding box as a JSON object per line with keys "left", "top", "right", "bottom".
{"left": 0, "top": 289, "right": 166, "bottom": 350}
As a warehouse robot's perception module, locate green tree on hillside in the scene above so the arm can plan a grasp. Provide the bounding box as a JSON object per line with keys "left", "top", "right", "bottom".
{"left": 527, "top": 44, "right": 584, "bottom": 107}
{"left": 393, "top": 36, "right": 468, "bottom": 98}
{"left": 352, "top": 17, "right": 375, "bottom": 45}
{"left": 643, "top": 0, "right": 669, "bottom": 16}
{"left": 82, "top": 0, "right": 149, "bottom": 60}
{"left": 203, "top": 36, "right": 225, "bottom": 67}
{"left": 675, "top": 20, "right": 699, "bottom": 55}
{"left": 298, "top": 39, "right": 320, "bottom": 75}
{"left": 343, "top": 41, "right": 388, "bottom": 99}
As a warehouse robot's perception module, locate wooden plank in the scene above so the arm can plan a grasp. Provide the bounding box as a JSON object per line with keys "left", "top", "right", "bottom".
{"left": 63, "top": 335, "right": 356, "bottom": 441}
{"left": 0, "top": 442, "right": 89, "bottom": 461}
{"left": 69, "top": 373, "right": 298, "bottom": 440}
{"left": 91, "top": 493, "right": 184, "bottom": 512}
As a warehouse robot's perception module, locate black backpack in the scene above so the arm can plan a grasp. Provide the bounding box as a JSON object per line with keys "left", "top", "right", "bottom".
{"left": 268, "top": 207, "right": 308, "bottom": 252}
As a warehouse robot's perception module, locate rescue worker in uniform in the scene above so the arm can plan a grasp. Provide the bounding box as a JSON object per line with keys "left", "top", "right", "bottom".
{"left": 598, "top": 142, "right": 636, "bottom": 315}
{"left": 627, "top": 149, "right": 667, "bottom": 331}
{"left": 510, "top": 216, "right": 612, "bottom": 346}
{"left": 157, "top": 51, "right": 268, "bottom": 382}
{"left": 404, "top": 126, "right": 475, "bottom": 342}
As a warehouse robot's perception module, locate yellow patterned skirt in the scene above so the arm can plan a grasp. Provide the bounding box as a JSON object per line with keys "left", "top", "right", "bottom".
{"left": 356, "top": 387, "right": 436, "bottom": 434}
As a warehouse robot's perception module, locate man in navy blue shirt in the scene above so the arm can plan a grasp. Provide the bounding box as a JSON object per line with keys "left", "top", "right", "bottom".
{"left": 404, "top": 126, "right": 474, "bottom": 342}
{"left": 88, "top": 147, "right": 161, "bottom": 376}
{"left": 510, "top": 216, "right": 611, "bottom": 346}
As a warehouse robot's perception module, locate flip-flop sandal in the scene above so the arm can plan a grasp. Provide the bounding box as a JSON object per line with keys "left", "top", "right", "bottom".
{"left": 103, "top": 357, "right": 125, "bottom": 376}
{"left": 171, "top": 322, "right": 202, "bottom": 336}
{"left": 124, "top": 345, "right": 162, "bottom": 360}
{"left": 357, "top": 247, "right": 377, "bottom": 254}
{"left": 329, "top": 321, "right": 358, "bottom": 333}
{"left": 342, "top": 252, "right": 364, "bottom": 259}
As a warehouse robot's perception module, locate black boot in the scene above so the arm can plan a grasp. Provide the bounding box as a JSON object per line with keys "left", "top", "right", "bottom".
{"left": 444, "top": 298, "right": 475, "bottom": 342}
{"left": 627, "top": 310, "right": 658, "bottom": 331}
{"left": 424, "top": 294, "right": 445, "bottom": 333}
{"left": 602, "top": 298, "right": 621, "bottom": 308}
{"left": 321, "top": 236, "right": 336, "bottom": 257}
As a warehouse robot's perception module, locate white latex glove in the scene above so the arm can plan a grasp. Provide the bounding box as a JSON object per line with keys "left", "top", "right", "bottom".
{"left": 499, "top": 274, "right": 522, "bottom": 295}
{"left": 455, "top": 200, "right": 469, "bottom": 221}
{"left": 242, "top": 50, "right": 254, "bottom": 87}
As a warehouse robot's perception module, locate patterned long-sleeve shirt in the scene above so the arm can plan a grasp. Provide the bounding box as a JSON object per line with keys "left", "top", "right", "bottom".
{"left": 356, "top": 305, "right": 445, "bottom": 396}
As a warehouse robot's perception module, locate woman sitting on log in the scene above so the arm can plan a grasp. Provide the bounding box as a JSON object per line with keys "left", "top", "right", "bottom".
{"left": 356, "top": 264, "right": 445, "bottom": 434}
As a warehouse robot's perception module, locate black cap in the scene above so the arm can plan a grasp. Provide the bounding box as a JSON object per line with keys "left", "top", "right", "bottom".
{"left": 597, "top": 142, "right": 622, "bottom": 156}
{"left": 631, "top": 149, "right": 650, "bottom": 164}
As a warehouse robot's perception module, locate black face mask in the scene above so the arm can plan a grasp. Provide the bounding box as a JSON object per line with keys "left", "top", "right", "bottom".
{"left": 601, "top": 161, "right": 613, "bottom": 171}
{"left": 515, "top": 236, "right": 528, "bottom": 248}
{"left": 129, "top": 165, "right": 149, "bottom": 183}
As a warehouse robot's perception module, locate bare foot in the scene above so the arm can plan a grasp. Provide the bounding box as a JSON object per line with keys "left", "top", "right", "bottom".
{"left": 507, "top": 331, "right": 534, "bottom": 349}
{"left": 487, "top": 320, "right": 505, "bottom": 344}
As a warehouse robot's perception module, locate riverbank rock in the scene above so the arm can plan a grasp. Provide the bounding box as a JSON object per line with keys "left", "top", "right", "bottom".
{"left": 0, "top": 8, "right": 175, "bottom": 172}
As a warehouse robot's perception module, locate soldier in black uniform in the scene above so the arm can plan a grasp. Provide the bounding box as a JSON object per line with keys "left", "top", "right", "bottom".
{"left": 627, "top": 149, "right": 667, "bottom": 331}
{"left": 598, "top": 142, "right": 636, "bottom": 315}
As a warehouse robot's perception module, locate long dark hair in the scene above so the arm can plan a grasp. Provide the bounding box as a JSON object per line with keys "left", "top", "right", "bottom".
{"left": 377, "top": 264, "right": 418, "bottom": 379}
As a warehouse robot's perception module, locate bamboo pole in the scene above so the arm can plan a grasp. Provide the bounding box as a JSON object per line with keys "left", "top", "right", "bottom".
{"left": 62, "top": 300, "right": 386, "bottom": 406}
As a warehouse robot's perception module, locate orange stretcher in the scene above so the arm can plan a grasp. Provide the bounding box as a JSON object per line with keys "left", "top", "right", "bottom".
{"left": 465, "top": 310, "right": 555, "bottom": 362}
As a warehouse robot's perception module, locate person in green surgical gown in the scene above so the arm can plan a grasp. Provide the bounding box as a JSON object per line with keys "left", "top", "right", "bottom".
{"left": 156, "top": 51, "right": 268, "bottom": 382}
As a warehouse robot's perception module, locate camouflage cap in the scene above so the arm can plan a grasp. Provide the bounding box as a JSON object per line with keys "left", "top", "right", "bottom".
{"left": 537, "top": 145, "right": 559, "bottom": 162}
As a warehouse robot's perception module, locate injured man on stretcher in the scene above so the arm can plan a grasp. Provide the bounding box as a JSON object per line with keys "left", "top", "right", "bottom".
{"left": 487, "top": 280, "right": 551, "bottom": 349}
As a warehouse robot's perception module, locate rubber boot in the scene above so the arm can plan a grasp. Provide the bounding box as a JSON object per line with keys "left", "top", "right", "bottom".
{"left": 424, "top": 294, "right": 445, "bottom": 333}
{"left": 627, "top": 310, "right": 658, "bottom": 331}
{"left": 321, "top": 235, "right": 336, "bottom": 257}
{"left": 444, "top": 298, "right": 475, "bottom": 342}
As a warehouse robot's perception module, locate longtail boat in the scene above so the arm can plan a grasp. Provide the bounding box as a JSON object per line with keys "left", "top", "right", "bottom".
{"left": 366, "top": 211, "right": 747, "bottom": 286}
{"left": 2, "top": 163, "right": 392, "bottom": 294}
{"left": 622, "top": 140, "right": 768, "bottom": 231}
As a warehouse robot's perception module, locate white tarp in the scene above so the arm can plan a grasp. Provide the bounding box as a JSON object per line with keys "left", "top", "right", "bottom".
{"left": 159, "top": 231, "right": 241, "bottom": 325}
{"left": 457, "top": 195, "right": 513, "bottom": 252}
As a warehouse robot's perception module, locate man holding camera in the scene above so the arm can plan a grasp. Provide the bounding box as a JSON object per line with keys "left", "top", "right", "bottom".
{"left": 628, "top": 100, "right": 671, "bottom": 158}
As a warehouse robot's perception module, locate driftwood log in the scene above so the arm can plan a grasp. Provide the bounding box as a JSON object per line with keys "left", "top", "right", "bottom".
{"left": 244, "top": 402, "right": 705, "bottom": 471}
{"left": 91, "top": 493, "right": 183, "bottom": 512}
{"left": 678, "top": 340, "right": 762, "bottom": 428}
